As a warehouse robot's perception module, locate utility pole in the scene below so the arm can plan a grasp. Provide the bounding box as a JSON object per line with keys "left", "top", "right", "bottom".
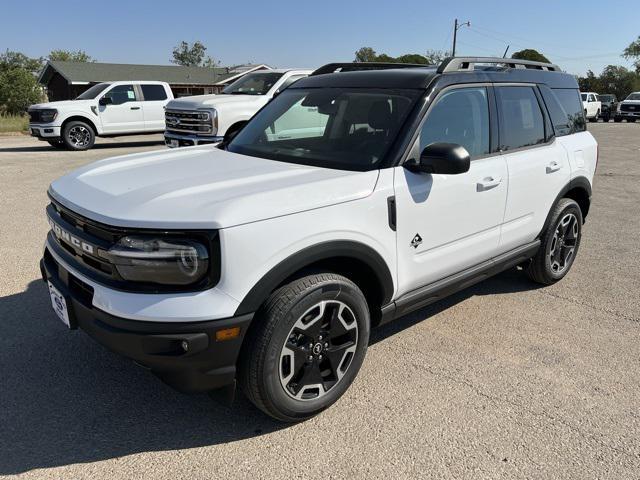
{"left": 452, "top": 18, "right": 471, "bottom": 57}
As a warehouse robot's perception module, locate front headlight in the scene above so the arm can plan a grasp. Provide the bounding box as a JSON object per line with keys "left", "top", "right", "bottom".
{"left": 40, "top": 109, "right": 58, "bottom": 123}
{"left": 101, "top": 236, "right": 209, "bottom": 285}
{"left": 200, "top": 108, "right": 218, "bottom": 136}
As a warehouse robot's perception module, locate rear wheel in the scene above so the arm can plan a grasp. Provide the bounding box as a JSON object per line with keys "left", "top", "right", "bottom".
{"left": 239, "top": 273, "right": 370, "bottom": 422}
{"left": 62, "top": 120, "right": 95, "bottom": 151}
{"left": 527, "top": 198, "right": 582, "bottom": 285}
{"left": 630, "top": 118, "right": 637, "bottom": 123}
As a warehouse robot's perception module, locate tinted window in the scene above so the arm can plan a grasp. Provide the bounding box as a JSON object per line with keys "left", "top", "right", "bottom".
{"left": 419, "top": 87, "right": 490, "bottom": 158}
{"left": 103, "top": 85, "right": 137, "bottom": 105}
{"left": 228, "top": 88, "right": 420, "bottom": 171}
{"left": 581, "top": 93, "right": 587, "bottom": 101}
{"left": 496, "top": 86, "right": 545, "bottom": 151}
{"left": 222, "top": 72, "right": 285, "bottom": 95}
{"left": 141, "top": 84, "right": 167, "bottom": 101}
{"left": 553, "top": 88, "right": 586, "bottom": 133}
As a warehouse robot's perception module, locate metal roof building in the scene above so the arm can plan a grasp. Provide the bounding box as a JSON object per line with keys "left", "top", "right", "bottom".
{"left": 38, "top": 61, "right": 271, "bottom": 100}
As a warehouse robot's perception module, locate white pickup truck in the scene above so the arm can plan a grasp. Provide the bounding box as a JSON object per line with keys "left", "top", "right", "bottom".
{"left": 28, "top": 81, "right": 173, "bottom": 150}
{"left": 580, "top": 92, "right": 601, "bottom": 122}
{"left": 164, "top": 69, "right": 312, "bottom": 147}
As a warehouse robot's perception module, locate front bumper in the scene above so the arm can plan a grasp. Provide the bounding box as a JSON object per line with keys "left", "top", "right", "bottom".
{"left": 40, "top": 246, "right": 253, "bottom": 393}
{"left": 29, "top": 124, "right": 61, "bottom": 139}
{"left": 164, "top": 131, "right": 223, "bottom": 148}
{"left": 615, "top": 111, "right": 640, "bottom": 119}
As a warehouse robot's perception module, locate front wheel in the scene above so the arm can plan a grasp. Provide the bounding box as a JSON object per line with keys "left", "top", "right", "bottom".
{"left": 239, "top": 273, "right": 370, "bottom": 422}
{"left": 527, "top": 198, "right": 583, "bottom": 285}
{"left": 62, "top": 120, "right": 95, "bottom": 151}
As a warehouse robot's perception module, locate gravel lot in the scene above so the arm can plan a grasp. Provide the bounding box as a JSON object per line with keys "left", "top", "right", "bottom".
{"left": 1, "top": 125, "right": 639, "bottom": 479}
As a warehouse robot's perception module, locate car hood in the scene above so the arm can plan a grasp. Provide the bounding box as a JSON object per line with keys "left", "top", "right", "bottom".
{"left": 49, "top": 146, "right": 379, "bottom": 229}
{"left": 30, "top": 99, "right": 95, "bottom": 109}
{"left": 166, "top": 94, "right": 265, "bottom": 110}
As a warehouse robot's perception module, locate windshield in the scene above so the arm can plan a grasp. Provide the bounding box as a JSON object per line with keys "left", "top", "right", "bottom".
{"left": 599, "top": 95, "right": 614, "bottom": 102}
{"left": 76, "top": 83, "right": 111, "bottom": 100}
{"left": 222, "top": 72, "right": 284, "bottom": 95}
{"left": 627, "top": 93, "right": 640, "bottom": 101}
{"left": 580, "top": 93, "right": 587, "bottom": 101}
{"left": 227, "top": 87, "right": 421, "bottom": 171}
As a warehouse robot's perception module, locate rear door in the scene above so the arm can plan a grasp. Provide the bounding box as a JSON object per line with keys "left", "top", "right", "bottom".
{"left": 98, "top": 84, "right": 144, "bottom": 133}
{"left": 140, "top": 84, "right": 170, "bottom": 131}
{"left": 495, "top": 85, "right": 571, "bottom": 253}
{"left": 394, "top": 85, "right": 508, "bottom": 296}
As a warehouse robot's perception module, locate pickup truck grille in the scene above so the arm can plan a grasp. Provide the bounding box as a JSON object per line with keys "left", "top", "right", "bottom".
{"left": 620, "top": 104, "right": 639, "bottom": 113}
{"left": 28, "top": 110, "right": 42, "bottom": 123}
{"left": 165, "top": 109, "right": 215, "bottom": 135}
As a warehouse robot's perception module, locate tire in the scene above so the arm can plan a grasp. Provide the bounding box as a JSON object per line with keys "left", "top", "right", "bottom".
{"left": 47, "top": 139, "right": 66, "bottom": 149}
{"left": 239, "top": 273, "right": 370, "bottom": 422}
{"left": 527, "top": 198, "right": 583, "bottom": 285}
{"left": 588, "top": 113, "right": 597, "bottom": 123}
{"left": 62, "top": 120, "right": 95, "bottom": 151}
{"left": 630, "top": 118, "right": 637, "bottom": 123}
{"left": 602, "top": 114, "right": 610, "bottom": 122}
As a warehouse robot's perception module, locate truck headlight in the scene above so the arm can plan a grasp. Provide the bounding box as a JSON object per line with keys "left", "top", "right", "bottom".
{"left": 102, "top": 236, "right": 209, "bottom": 285}
{"left": 40, "top": 109, "right": 58, "bottom": 123}
{"left": 200, "top": 108, "right": 218, "bottom": 136}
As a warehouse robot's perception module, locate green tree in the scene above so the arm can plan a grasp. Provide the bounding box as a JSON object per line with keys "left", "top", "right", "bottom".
{"left": 512, "top": 49, "right": 551, "bottom": 63}
{"left": 0, "top": 50, "right": 43, "bottom": 74}
{"left": 395, "top": 53, "right": 429, "bottom": 64}
{"left": 354, "top": 47, "right": 378, "bottom": 63}
{"left": 578, "top": 70, "right": 601, "bottom": 93}
{"left": 48, "top": 49, "right": 95, "bottom": 62}
{"left": 622, "top": 36, "right": 640, "bottom": 72}
{"left": 0, "top": 67, "right": 42, "bottom": 114}
{"left": 171, "top": 41, "right": 216, "bottom": 67}
{"left": 424, "top": 49, "right": 451, "bottom": 65}
{"left": 580, "top": 65, "right": 640, "bottom": 100}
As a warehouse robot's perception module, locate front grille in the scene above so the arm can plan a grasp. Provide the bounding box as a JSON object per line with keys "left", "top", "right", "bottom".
{"left": 165, "top": 109, "right": 216, "bottom": 135}
{"left": 620, "top": 104, "right": 639, "bottom": 112}
{"left": 28, "top": 110, "right": 42, "bottom": 123}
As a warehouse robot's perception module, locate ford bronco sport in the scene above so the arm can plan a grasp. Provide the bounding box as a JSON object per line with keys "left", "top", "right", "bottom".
{"left": 41, "top": 58, "right": 597, "bottom": 422}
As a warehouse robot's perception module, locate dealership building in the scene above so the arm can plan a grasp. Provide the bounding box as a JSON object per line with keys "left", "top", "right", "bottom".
{"left": 38, "top": 61, "right": 271, "bottom": 101}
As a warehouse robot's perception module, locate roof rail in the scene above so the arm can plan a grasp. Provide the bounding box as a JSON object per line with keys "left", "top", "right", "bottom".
{"left": 311, "top": 62, "right": 430, "bottom": 76}
{"left": 437, "top": 57, "right": 561, "bottom": 74}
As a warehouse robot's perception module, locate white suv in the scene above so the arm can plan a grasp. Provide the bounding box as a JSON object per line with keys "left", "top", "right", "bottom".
{"left": 28, "top": 81, "right": 173, "bottom": 150}
{"left": 163, "top": 69, "right": 311, "bottom": 147}
{"left": 41, "top": 58, "right": 597, "bottom": 422}
{"left": 580, "top": 91, "right": 601, "bottom": 122}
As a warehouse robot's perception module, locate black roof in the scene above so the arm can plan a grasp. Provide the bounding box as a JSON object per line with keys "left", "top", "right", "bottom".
{"left": 293, "top": 59, "right": 578, "bottom": 91}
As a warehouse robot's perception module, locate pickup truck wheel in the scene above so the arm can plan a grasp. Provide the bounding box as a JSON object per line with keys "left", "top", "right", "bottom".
{"left": 527, "top": 198, "right": 582, "bottom": 285}
{"left": 588, "top": 111, "right": 599, "bottom": 122}
{"left": 629, "top": 118, "right": 637, "bottom": 123}
{"left": 62, "top": 121, "right": 95, "bottom": 151}
{"left": 47, "top": 139, "right": 66, "bottom": 149}
{"left": 239, "top": 273, "right": 370, "bottom": 422}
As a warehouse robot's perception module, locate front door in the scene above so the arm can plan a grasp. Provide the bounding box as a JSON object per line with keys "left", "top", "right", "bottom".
{"left": 394, "top": 86, "right": 508, "bottom": 297}
{"left": 98, "top": 84, "right": 144, "bottom": 133}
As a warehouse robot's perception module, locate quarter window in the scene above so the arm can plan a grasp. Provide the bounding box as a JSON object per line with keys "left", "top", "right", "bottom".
{"left": 141, "top": 84, "right": 168, "bottom": 101}
{"left": 103, "top": 85, "right": 137, "bottom": 105}
{"left": 552, "top": 89, "right": 586, "bottom": 133}
{"left": 495, "top": 86, "right": 545, "bottom": 151}
{"left": 419, "top": 87, "right": 490, "bottom": 158}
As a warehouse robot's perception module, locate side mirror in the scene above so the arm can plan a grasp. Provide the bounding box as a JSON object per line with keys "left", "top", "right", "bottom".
{"left": 404, "top": 143, "right": 471, "bottom": 175}
{"left": 99, "top": 96, "right": 112, "bottom": 106}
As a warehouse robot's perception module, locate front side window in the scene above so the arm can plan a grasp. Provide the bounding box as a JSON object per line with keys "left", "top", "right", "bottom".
{"left": 627, "top": 93, "right": 640, "bottom": 101}
{"left": 419, "top": 87, "right": 490, "bottom": 158}
{"left": 581, "top": 93, "right": 587, "bottom": 101}
{"left": 222, "top": 72, "right": 285, "bottom": 96}
{"left": 227, "top": 87, "right": 421, "bottom": 171}
{"left": 141, "top": 84, "right": 167, "bottom": 101}
{"left": 76, "top": 83, "right": 110, "bottom": 100}
{"left": 496, "top": 86, "right": 545, "bottom": 151}
{"left": 103, "top": 85, "right": 137, "bottom": 105}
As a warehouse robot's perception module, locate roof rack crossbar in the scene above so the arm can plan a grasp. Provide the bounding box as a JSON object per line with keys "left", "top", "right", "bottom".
{"left": 437, "top": 57, "right": 561, "bottom": 74}
{"left": 311, "top": 62, "right": 430, "bottom": 76}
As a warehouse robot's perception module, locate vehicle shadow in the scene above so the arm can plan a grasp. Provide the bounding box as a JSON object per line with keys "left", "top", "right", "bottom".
{"left": 0, "top": 140, "right": 165, "bottom": 153}
{"left": 0, "top": 268, "right": 540, "bottom": 474}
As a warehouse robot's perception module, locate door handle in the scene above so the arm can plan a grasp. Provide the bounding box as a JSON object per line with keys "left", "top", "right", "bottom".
{"left": 546, "top": 161, "right": 562, "bottom": 173}
{"left": 476, "top": 176, "right": 502, "bottom": 192}
{"left": 130, "top": 106, "right": 141, "bottom": 110}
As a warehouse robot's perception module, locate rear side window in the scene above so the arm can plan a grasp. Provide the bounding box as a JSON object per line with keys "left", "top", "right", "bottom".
{"left": 141, "top": 84, "right": 168, "bottom": 101}
{"left": 552, "top": 89, "right": 586, "bottom": 133}
{"left": 495, "top": 86, "right": 545, "bottom": 151}
{"left": 419, "top": 87, "right": 490, "bottom": 158}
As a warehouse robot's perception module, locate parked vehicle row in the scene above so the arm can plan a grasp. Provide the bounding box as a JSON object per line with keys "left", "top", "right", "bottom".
{"left": 580, "top": 91, "right": 640, "bottom": 123}
{"left": 28, "top": 81, "right": 173, "bottom": 150}
{"left": 614, "top": 91, "right": 640, "bottom": 122}
{"left": 41, "top": 57, "right": 597, "bottom": 421}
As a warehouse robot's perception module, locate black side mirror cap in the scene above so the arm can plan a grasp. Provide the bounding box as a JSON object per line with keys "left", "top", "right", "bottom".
{"left": 404, "top": 142, "right": 471, "bottom": 175}
{"left": 99, "top": 96, "right": 112, "bottom": 106}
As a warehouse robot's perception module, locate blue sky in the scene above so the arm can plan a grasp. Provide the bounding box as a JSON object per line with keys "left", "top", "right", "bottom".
{"left": 1, "top": 0, "right": 637, "bottom": 76}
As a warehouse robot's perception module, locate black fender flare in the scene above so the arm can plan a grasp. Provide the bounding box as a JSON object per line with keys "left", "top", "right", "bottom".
{"left": 234, "top": 240, "right": 395, "bottom": 316}
{"left": 539, "top": 176, "right": 592, "bottom": 238}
